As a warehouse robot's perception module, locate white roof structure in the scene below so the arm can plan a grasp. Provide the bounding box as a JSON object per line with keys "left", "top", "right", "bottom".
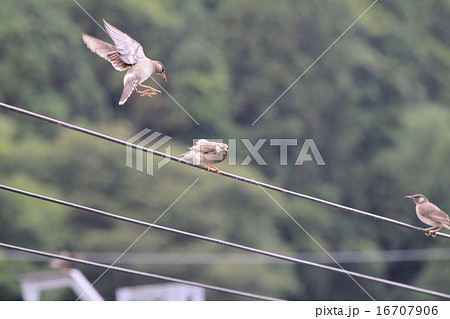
{"left": 18, "top": 268, "right": 104, "bottom": 301}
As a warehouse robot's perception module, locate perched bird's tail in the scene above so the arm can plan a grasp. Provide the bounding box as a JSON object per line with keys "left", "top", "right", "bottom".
{"left": 442, "top": 222, "right": 450, "bottom": 231}
{"left": 179, "top": 151, "right": 192, "bottom": 160}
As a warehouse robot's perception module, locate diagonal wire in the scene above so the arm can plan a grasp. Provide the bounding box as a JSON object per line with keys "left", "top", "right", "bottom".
{"left": 73, "top": 0, "right": 107, "bottom": 33}
{"left": 252, "top": 0, "right": 378, "bottom": 125}
{"left": 148, "top": 75, "right": 200, "bottom": 125}
{"left": 5, "top": 248, "right": 450, "bottom": 264}
{"left": 73, "top": 0, "right": 199, "bottom": 125}
{"left": 75, "top": 178, "right": 199, "bottom": 300}
{"left": 1, "top": 183, "right": 449, "bottom": 299}
{"left": 1, "top": 101, "right": 449, "bottom": 239}
{"left": 255, "top": 180, "right": 375, "bottom": 301}
{"left": 0, "top": 242, "right": 282, "bottom": 301}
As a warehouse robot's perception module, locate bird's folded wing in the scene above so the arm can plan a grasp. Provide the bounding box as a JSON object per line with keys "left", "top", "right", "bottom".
{"left": 103, "top": 20, "right": 148, "bottom": 65}
{"left": 430, "top": 210, "right": 450, "bottom": 223}
{"left": 421, "top": 204, "right": 450, "bottom": 223}
{"left": 197, "top": 143, "right": 219, "bottom": 154}
{"left": 82, "top": 34, "right": 131, "bottom": 71}
{"left": 196, "top": 139, "right": 209, "bottom": 145}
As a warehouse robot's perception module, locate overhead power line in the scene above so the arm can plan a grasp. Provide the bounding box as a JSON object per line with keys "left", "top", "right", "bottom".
{"left": 0, "top": 242, "right": 282, "bottom": 301}
{"left": 1, "top": 184, "right": 449, "bottom": 300}
{"left": 4, "top": 248, "right": 450, "bottom": 265}
{"left": 0, "top": 102, "right": 448, "bottom": 239}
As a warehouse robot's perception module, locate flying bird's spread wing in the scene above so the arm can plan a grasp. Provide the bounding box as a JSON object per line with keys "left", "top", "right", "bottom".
{"left": 82, "top": 34, "right": 132, "bottom": 71}
{"left": 103, "top": 20, "right": 148, "bottom": 65}
{"left": 81, "top": 34, "right": 115, "bottom": 60}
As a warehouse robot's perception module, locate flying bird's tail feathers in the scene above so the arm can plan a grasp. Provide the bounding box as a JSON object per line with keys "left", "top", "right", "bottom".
{"left": 119, "top": 75, "right": 139, "bottom": 105}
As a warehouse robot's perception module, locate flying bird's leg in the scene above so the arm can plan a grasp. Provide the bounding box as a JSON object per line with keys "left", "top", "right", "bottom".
{"left": 202, "top": 165, "right": 220, "bottom": 175}
{"left": 139, "top": 84, "right": 161, "bottom": 93}
{"left": 430, "top": 226, "right": 443, "bottom": 237}
{"left": 135, "top": 89, "right": 158, "bottom": 97}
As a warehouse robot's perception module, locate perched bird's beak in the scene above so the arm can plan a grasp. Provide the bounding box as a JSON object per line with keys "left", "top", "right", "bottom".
{"left": 404, "top": 195, "right": 413, "bottom": 199}
{"left": 160, "top": 73, "right": 167, "bottom": 82}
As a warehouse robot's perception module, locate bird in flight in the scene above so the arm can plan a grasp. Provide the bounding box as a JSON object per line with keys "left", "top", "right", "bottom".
{"left": 82, "top": 20, "right": 167, "bottom": 105}
{"left": 405, "top": 194, "right": 450, "bottom": 237}
{"left": 179, "top": 139, "right": 229, "bottom": 175}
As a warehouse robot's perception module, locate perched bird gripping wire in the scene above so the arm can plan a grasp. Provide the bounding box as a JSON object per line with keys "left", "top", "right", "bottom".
{"left": 179, "top": 139, "right": 229, "bottom": 175}
{"left": 405, "top": 194, "right": 450, "bottom": 237}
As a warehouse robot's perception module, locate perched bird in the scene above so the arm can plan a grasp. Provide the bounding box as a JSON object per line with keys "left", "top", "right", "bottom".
{"left": 179, "top": 139, "right": 229, "bottom": 175}
{"left": 48, "top": 251, "right": 77, "bottom": 274}
{"left": 405, "top": 194, "right": 450, "bottom": 237}
{"left": 82, "top": 20, "right": 166, "bottom": 105}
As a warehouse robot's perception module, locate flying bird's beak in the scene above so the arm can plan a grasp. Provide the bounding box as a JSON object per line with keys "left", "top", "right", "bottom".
{"left": 160, "top": 73, "right": 167, "bottom": 82}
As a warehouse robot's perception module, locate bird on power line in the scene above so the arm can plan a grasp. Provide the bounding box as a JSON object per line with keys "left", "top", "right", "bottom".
{"left": 48, "top": 250, "right": 80, "bottom": 273}
{"left": 405, "top": 194, "right": 450, "bottom": 237}
{"left": 179, "top": 139, "right": 229, "bottom": 175}
{"left": 82, "top": 20, "right": 167, "bottom": 105}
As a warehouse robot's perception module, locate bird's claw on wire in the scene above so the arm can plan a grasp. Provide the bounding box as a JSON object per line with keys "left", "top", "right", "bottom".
{"left": 202, "top": 165, "right": 220, "bottom": 175}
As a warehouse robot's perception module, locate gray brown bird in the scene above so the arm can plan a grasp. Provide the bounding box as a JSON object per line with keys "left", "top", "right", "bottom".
{"left": 405, "top": 194, "right": 450, "bottom": 237}
{"left": 179, "top": 139, "right": 229, "bottom": 175}
{"left": 48, "top": 251, "right": 76, "bottom": 274}
{"left": 82, "top": 20, "right": 166, "bottom": 105}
